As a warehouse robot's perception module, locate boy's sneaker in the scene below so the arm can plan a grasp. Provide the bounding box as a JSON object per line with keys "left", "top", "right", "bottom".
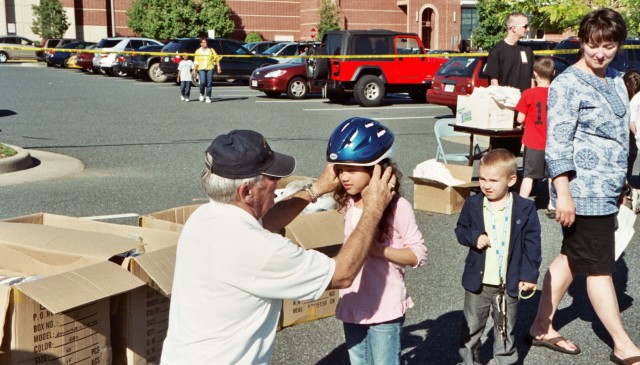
{"left": 184, "top": 98, "right": 189, "bottom": 102}
{"left": 180, "top": 96, "right": 185, "bottom": 101}
{"left": 206, "top": 97, "right": 211, "bottom": 103}
{"left": 632, "top": 188, "right": 640, "bottom": 214}
{"left": 199, "top": 94, "right": 205, "bottom": 102}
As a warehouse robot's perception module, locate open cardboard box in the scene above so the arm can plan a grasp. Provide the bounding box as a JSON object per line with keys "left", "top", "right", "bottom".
{"left": 0, "top": 221, "right": 147, "bottom": 365}
{"left": 139, "top": 176, "right": 344, "bottom": 329}
{"left": 456, "top": 94, "right": 515, "bottom": 129}
{"left": 1, "top": 213, "right": 181, "bottom": 365}
{"left": 409, "top": 164, "right": 477, "bottom": 215}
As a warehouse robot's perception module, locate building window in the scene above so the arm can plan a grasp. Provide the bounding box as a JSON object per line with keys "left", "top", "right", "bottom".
{"left": 461, "top": 8, "right": 478, "bottom": 40}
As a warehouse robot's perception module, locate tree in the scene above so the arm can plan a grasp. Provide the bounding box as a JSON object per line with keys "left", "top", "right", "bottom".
{"left": 317, "top": 0, "right": 341, "bottom": 41}
{"left": 245, "top": 32, "right": 262, "bottom": 43}
{"left": 127, "top": 0, "right": 234, "bottom": 39}
{"left": 471, "top": 0, "right": 518, "bottom": 50}
{"left": 193, "top": 0, "right": 235, "bottom": 38}
{"left": 31, "top": 0, "right": 70, "bottom": 39}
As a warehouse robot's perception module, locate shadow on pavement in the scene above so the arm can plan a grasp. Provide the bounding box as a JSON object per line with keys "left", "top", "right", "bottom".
{"left": 0, "top": 109, "right": 17, "bottom": 118}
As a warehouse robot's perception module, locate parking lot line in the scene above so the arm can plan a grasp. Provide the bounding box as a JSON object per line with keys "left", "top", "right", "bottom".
{"left": 374, "top": 116, "right": 436, "bottom": 120}
{"left": 303, "top": 105, "right": 444, "bottom": 111}
{"left": 255, "top": 99, "right": 326, "bottom": 103}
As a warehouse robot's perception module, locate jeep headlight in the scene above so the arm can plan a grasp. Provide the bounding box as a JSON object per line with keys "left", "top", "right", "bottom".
{"left": 265, "top": 70, "right": 287, "bottom": 78}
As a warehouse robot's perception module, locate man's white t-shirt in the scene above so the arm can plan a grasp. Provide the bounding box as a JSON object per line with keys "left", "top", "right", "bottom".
{"left": 160, "top": 201, "right": 335, "bottom": 365}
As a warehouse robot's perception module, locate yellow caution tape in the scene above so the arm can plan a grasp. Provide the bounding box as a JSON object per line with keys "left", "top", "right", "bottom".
{"left": 3, "top": 44, "right": 638, "bottom": 59}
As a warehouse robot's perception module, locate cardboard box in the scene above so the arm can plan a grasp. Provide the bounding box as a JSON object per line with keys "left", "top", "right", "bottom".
{"left": 2, "top": 213, "right": 180, "bottom": 365}
{"left": 0, "top": 222, "right": 146, "bottom": 365}
{"left": 456, "top": 94, "right": 515, "bottom": 129}
{"left": 410, "top": 164, "right": 477, "bottom": 215}
{"left": 138, "top": 185, "right": 344, "bottom": 329}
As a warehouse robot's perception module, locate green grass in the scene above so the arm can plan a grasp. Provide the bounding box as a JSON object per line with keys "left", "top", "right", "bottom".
{"left": 0, "top": 144, "right": 17, "bottom": 159}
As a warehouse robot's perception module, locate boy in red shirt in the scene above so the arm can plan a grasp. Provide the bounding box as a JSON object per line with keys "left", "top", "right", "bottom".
{"left": 515, "top": 57, "right": 554, "bottom": 213}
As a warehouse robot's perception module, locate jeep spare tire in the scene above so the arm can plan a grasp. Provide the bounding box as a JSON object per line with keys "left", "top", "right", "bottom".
{"left": 306, "top": 47, "right": 329, "bottom": 79}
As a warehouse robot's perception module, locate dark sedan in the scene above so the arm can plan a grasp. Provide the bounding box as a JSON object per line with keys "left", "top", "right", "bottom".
{"left": 131, "top": 44, "right": 166, "bottom": 82}
{"left": 48, "top": 41, "right": 96, "bottom": 68}
{"left": 159, "top": 38, "right": 278, "bottom": 85}
{"left": 250, "top": 54, "right": 321, "bottom": 99}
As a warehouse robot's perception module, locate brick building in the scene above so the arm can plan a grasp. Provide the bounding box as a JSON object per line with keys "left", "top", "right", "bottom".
{"left": 1, "top": 0, "right": 478, "bottom": 51}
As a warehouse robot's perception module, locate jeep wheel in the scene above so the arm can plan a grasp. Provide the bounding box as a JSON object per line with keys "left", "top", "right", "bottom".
{"left": 326, "top": 87, "right": 351, "bottom": 104}
{"left": 408, "top": 87, "right": 427, "bottom": 102}
{"left": 287, "top": 77, "right": 309, "bottom": 99}
{"left": 354, "top": 75, "right": 385, "bottom": 107}
{"left": 148, "top": 63, "right": 167, "bottom": 83}
{"left": 306, "top": 47, "right": 328, "bottom": 79}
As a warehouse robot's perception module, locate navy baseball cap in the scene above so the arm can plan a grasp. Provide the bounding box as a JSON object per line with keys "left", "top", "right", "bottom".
{"left": 205, "top": 130, "right": 295, "bottom": 179}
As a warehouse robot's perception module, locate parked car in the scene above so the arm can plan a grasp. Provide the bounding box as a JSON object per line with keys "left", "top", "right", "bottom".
{"left": 93, "top": 37, "right": 164, "bottom": 76}
{"left": 0, "top": 35, "right": 39, "bottom": 62}
{"left": 261, "top": 42, "right": 318, "bottom": 63}
{"left": 130, "top": 44, "right": 167, "bottom": 82}
{"left": 244, "top": 41, "right": 280, "bottom": 55}
{"left": 250, "top": 53, "right": 322, "bottom": 99}
{"left": 76, "top": 44, "right": 98, "bottom": 72}
{"left": 552, "top": 37, "right": 640, "bottom": 72}
{"left": 307, "top": 30, "right": 447, "bottom": 106}
{"left": 39, "top": 38, "right": 77, "bottom": 63}
{"left": 48, "top": 41, "right": 95, "bottom": 68}
{"left": 159, "top": 38, "right": 278, "bottom": 85}
{"left": 427, "top": 55, "right": 571, "bottom": 114}
{"left": 112, "top": 52, "right": 138, "bottom": 77}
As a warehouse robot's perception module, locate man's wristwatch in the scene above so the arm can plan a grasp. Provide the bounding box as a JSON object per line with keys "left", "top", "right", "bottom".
{"left": 304, "top": 183, "right": 318, "bottom": 203}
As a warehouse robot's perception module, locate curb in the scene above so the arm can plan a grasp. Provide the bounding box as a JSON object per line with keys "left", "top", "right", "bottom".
{"left": 0, "top": 145, "right": 34, "bottom": 173}
{"left": 0, "top": 147, "right": 84, "bottom": 186}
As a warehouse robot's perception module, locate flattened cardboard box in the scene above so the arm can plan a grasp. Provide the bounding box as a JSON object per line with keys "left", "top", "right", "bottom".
{"left": 456, "top": 94, "right": 515, "bottom": 130}
{"left": 139, "top": 193, "right": 344, "bottom": 329}
{"left": 0, "top": 222, "right": 145, "bottom": 365}
{"left": 2, "top": 213, "right": 180, "bottom": 365}
{"left": 410, "top": 164, "right": 477, "bottom": 215}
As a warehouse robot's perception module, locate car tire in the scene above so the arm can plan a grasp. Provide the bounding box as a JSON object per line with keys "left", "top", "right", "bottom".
{"left": 287, "top": 77, "right": 309, "bottom": 99}
{"left": 114, "top": 69, "right": 128, "bottom": 77}
{"left": 191, "top": 73, "right": 200, "bottom": 87}
{"left": 148, "top": 63, "right": 167, "bottom": 83}
{"left": 326, "top": 86, "right": 352, "bottom": 104}
{"left": 0, "top": 52, "right": 8, "bottom": 63}
{"left": 46, "top": 61, "right": 53, "bottom": 67}
{"left": 62, "top": 57, "right": 70, "bottom": 68}
{"left": 354, "top": 75, "right": 385, "bottom": 107}
{"left": 104, "top": 69, "right": 114, "bottom": 76}
{"left": 306, "top": 47, "right": 328, "bottom": 79}
{"left": 264, "top": 91, "right": 281, "bottom": 98}
{"left": 92, "top": 68, "right": 101, "bottom": 74}
{"left": 408, "top": 87, "right": 427, "bottom": 102}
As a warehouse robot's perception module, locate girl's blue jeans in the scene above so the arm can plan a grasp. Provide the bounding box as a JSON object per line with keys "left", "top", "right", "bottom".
{"left": 343, "top": 316, "right": 404, "bottom": 365}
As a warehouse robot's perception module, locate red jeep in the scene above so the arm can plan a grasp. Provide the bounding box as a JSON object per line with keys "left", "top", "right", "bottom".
{"left": 306, "top": 30, "right": 447, "bottom": 107}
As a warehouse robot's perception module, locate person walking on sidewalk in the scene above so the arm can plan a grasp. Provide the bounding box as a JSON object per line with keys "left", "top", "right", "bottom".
{"left": 193, "top": 37, "right": 222, "bottom": 103}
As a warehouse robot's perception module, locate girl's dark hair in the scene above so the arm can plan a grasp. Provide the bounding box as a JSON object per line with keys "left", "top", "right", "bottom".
{"left": 333, "top": 159, "right": 403, "bottom": 242}
{"left": 578, "top": 8, "right": 627, "bottom": 49}
{"left": 623, "top": 70, "right": 640, "bottom": 100}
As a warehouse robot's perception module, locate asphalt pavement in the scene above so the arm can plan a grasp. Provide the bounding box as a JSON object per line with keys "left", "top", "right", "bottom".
{"left": 0, "top": 63, "right": 639, "bottom": 365}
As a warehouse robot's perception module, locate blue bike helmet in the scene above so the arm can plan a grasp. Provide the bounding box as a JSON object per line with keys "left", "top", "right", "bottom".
{"left": 326, "top": 117, "right": 394, "bottom": 166}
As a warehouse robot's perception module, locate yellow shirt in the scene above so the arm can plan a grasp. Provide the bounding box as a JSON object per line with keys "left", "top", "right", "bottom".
{"left": 194, "top": 47, "right": 222, "bottom": 70}
{"left": 482, "top": 194, "right": 512, "bottom": 285}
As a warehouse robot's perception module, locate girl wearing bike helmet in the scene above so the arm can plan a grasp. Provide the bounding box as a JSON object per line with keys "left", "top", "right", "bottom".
{"left": 327, "top": 117, "right": 427, "bottom": 365}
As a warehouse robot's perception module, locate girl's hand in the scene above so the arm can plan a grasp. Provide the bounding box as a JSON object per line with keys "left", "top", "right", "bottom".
{"left": 476, "top": 234, "right": 491, "bottom": 250}
{"left": 519, "top": 281, "right": 536, "bottom": 292}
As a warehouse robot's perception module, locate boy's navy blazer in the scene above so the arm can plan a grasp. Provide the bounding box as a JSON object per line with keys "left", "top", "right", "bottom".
{"left": 454, "top": 192, "right": 542, "bottom": 298}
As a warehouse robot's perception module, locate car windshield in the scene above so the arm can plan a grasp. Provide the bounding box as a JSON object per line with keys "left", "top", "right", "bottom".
{"left": 262, "top": 43, "right": 288, "bottom": 55}
{"left": 436, "top": 57, "right": 480, "bottom": 77}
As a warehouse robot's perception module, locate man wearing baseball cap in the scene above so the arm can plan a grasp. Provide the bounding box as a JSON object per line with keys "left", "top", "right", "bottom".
{"left": 161, "top": 129, "right": 397, "bottom": 365}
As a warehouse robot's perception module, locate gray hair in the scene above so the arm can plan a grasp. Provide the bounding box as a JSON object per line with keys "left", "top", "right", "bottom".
{"left": 200, "top": 168, "right": 264, "bottom": 204}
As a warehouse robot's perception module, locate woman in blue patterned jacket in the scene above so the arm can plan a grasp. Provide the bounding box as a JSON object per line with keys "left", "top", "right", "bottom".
{"left": 529, "top": 8, "right": 640, "bottom": 365}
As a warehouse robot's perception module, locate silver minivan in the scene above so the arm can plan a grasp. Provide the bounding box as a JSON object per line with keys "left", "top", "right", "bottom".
{"left": 0, "top": 36, "right": 39, "bottom": 62}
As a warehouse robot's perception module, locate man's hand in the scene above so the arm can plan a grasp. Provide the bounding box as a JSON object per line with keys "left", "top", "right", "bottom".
{"left": 361, "top": 165, "right": 396, "bottom": 214}
{"left": 313, "top": 163, "right": 340, "bottom": 196}
{"left": 477, "top": 234, "right": 491, "bottom": 250}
